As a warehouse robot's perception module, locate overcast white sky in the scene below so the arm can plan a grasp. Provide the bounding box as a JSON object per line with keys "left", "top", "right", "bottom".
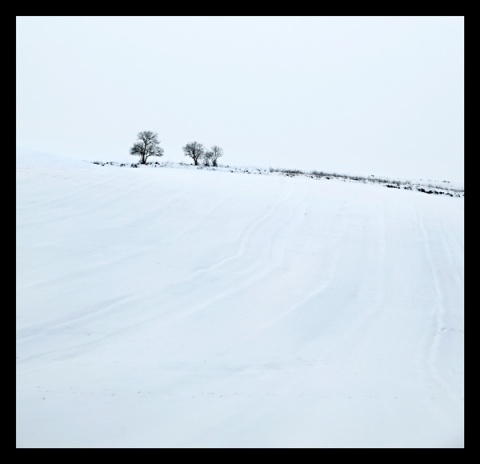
{"left": 16, "top": 16, "right": 464, "bottom": 182}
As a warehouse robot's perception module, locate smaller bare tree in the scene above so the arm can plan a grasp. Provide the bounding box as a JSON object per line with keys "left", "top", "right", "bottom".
{"left": 130, "top": 131, "right": 164, "bottom": 164}
{"left": 182, "top": 141, "right": 205, "bottom": 166}
{"left": 203, "top": 151, "right": 213, "bottom": 166}
{"left": 210, "top": 145, "right": 223, "bottom": 167}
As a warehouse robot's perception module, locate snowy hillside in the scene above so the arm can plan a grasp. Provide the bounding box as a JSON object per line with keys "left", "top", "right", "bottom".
{"left": 91, "top": 159, "right": 465, "bottom": 197}
{"left": 16, "top": 149, "right": 464, "bottom": 448}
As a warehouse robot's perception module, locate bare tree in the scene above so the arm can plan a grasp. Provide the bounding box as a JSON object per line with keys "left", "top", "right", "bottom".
{"left": 203, "top": 150, "right": 213, "bottom": 166}
{"left": 130, "top": 131, "right": 164, "bottom": 164}
{"left": 182, "top": 141, "right": 205, "bottom": 166}
{"left": 210, "top": 145, "right": 223, "bottom": 167}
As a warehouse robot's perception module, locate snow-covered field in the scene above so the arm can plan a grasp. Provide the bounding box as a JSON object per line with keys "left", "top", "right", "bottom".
{"left": 16, "top": 149, "right": 464, "bottom": 448}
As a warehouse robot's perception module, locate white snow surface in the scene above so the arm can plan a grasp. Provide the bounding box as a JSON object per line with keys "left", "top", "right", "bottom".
{"left": 16, "top": 149, "right": 464, "bottom": 448}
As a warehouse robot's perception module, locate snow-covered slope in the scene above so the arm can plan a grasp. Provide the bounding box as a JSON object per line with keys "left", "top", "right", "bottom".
{"left": 16, "top": 149, "right": 464, "bottom": 448}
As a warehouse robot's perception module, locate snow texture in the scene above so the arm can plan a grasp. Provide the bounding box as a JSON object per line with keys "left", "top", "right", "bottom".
{"left": 16, "top": 149, "right": 464, "bottom": 448}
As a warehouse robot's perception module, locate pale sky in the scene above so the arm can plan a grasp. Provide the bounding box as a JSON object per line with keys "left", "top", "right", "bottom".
{"left": 16, "top": 16, "right": 464, "bottom": 182}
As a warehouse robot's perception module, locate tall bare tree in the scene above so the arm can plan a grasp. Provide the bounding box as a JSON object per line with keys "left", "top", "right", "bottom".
{"left": 130, "top": 131, "right": 164, "bottom": 164}
{"left": 182, "top": 141, "right": 205, "bottom": 166}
